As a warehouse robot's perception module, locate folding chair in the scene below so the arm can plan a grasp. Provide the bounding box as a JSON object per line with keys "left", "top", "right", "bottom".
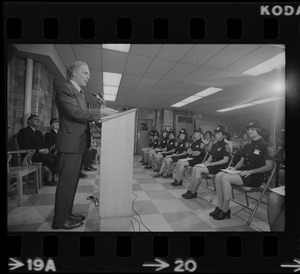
{"left": 231, "top": 161, "right": 277, "bottom": 225}
{"left": 183, "top": 150, "right": 209, "bottom": 179}
{"left": 201, "top": 153, "right": 233, "bottom": 203}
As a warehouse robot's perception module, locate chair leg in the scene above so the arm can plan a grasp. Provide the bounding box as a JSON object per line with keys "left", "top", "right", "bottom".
{"left": 245, "top": 193, "right": 249, "bottom": 206}
{"left": 35, "top": 170, "right": 39, "bottom": 193}
{"left": 17, "top": 174, "right": 23, "bottom": 207}
{"left": 247, "top": 190, "right": 267, "bottom": 225}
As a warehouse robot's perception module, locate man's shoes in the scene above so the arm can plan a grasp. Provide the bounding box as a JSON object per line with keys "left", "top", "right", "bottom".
{"left": 45, "top": 179, "right": 57, "bottom": 186}
{"left": 153, "top": 169, "right": 159, "bottom": 172}
{"left": 144, "top": 166, "right": 152, "bottom": 169}
{"left": 80, "top": 171, "right": 87, "bottom": 178}
{"left": 52, "top": 219, "right": 83, "bottom": 230}
{"left": 70, "top": 214, "right": 86, "bottom": 221}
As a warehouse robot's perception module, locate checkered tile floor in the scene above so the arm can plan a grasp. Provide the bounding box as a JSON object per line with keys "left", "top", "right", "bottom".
{"left": 7, "top": 156, "right": 270, "bottom": 232}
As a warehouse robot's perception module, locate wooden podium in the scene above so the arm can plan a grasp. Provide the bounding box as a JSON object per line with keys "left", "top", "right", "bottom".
{"left": 96, "top": 109, "right": 137, "bottom": 219}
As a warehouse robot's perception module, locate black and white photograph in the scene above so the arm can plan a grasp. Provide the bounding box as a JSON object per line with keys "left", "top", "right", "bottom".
{"left": 7, "top": 43, "right": 285, "bottom": 232}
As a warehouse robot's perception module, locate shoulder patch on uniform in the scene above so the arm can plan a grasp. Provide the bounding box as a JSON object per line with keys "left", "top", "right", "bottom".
{"left": 225, "top": 145, "right": 231, "bottom": 152}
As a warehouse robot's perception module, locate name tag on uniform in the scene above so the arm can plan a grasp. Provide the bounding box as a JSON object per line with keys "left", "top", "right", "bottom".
{"left": 180, "top": 144, "right": 183, "bottom": 147}
{"left": 254, "top": 149, "right": 261, "bottom": 155}
{"left": 196, "top": 145, "right": 199, "bottom": 148}
{"left": 217, "top": 147, "right": 221, "bottom": 151}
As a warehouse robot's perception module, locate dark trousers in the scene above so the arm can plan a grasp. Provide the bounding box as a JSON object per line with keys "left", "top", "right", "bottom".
{"left": 82, "top": 148, "right": 97, "bottom": 167}
{"left": 52, "top": 152, "right": 84, "bottom": 224}
{"left": 32, "top": 152, "right": 59, "bottom": 174}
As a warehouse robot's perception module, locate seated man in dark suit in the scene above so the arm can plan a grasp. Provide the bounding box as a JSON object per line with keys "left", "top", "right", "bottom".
{"left": 18, "top": 114, "right": 59, "bottom": 186}
{"left": 45, "top": 117, "right": 59, "bottom": 155}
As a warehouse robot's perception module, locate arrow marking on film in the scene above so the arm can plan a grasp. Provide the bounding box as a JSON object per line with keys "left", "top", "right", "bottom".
{"left": 143, "top": 258, "right": 169, "bottom": 271}
{"left": 281, "top": 258, "right": 300, "bottom": 272}
{"left": 9, "top": 258, "right": 24, "bottom": 271}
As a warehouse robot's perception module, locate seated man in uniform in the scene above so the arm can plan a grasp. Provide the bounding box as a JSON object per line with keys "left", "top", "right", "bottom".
{"left": 182, "top": 125, "right": 230, "bottom": 199}
{"left": 18, "top": 114, "right": 59, "bottom": 185}
{"left": 171, "top": 128, "right": 206, "bottom": 186}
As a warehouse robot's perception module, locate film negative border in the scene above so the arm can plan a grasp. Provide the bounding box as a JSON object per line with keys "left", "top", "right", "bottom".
{"left": 4, "top": 2, "right": 300, "bottom": 273}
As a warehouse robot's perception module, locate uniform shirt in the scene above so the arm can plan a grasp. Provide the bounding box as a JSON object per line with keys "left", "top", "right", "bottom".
{"left": 160, "top": 137, "right": 168, "bottom": 149}
{"left": 175, "top": 140, "right": 188, "bottom": 154}
{"left": 165, "top": 139, "right": 176, "bottom": 151}
{"left": 210, "top": 139, "right": 230, "bottom": 164}
{"left": 242, "top": 138, "right": 272, "bottom": 170}
{"left": 189, "top": 139, "right": 205, "bottom": 161}
{"left": 148, "top": 139, "right": 154, "bottom": 147}
{"left": 152, "top": 138, "right": 160, "bottom": 149}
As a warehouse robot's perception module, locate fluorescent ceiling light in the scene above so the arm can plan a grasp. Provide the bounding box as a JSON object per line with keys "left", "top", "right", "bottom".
{"left": 103, "top": 86, "right": 118, "bottom": 95}
{"left": 242, "top": 52, "right": 285, "bottom": 76}
{"left": 216, "top": 108, "right": 236, "bottom": 112}
{"left": 171, "top": 102, "right": 188, "bottom": 107}
{"left": 216, "top": 97, "right": 282, "bottom": 112}
{"left": 251, "top": 97, "right": 282, "bottom": 105}
{"left": 103, "top": 72, "right": 122, "bottom": 86}
{"left": 104, "top": 94, "right": 116, "bottom": 101}
{"left": 195, "top": 87, "right": 223, "bottom": 97}
{"left": 102, "top": 44, "right": 131, "bottom": 53}
{"left": 171, "top": 87, "right": 223, "bottom": 108}
{"left": 217, "top": 103, "right": 253, "bottom": 112}
{"left": 182, "top": 95, "right": 203, "bottom": 103}
{"left": 233, "top": 103, "right": 254, "bottom": 109}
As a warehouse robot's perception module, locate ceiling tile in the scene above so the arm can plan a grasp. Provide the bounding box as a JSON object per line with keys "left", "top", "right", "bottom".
{"left": 87, "top": 70, "right": 103, "bottom": 85}
{"left": 102, "top": 49, "right": 128, "bottom": 73}
{"left": 152, "top": 79, "right": 177, "bottom": 92}
{"left": 72, "top": 45, "right": 101, "bottom": 71}
{"left": 156, "top": 45, "right": 194, "bottom": 62}
{"left": 204, "top": 44, "right": 261, "bottom": 70}
{"left": 130, "top": 44, "right": 162, "bottom": 57}
{"left": 54, "top": 44, "right": 76, "bottom": 68}
{"left": 181, "top": 44, "right": 227, "bottom": 66}
{"left": 144, "top": 59, "right": 176, "bottom": 79}
{"left": 164, "top": 63, "right": 198, "bottom": 82}
{"left": 120, "top": 75, "right": 141, "bottom": 88}
{"left": 136, "top": 77, "right": 160, "bottom": 90}
{"left": 182, "top": 66, "right": 217, "bottom": 84}
{"left": 223, "top": 45, "right": 284, "bottom": 74}
{"left": 124, "top": 54, "right": 153, "bottom": 76}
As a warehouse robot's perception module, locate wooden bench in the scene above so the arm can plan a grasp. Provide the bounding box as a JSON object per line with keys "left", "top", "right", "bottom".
{"left": 7, "top": 150, "right": 39, "bottom": 206}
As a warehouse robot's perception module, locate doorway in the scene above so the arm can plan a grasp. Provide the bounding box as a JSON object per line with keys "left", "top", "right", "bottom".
{"left": 137, "top": 119, "right": 153, "bottom": 155}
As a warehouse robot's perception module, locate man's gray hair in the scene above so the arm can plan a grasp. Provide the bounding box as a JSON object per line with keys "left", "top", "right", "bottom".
{"left": 66, "top": 61, "right": 88, "bottom": 79}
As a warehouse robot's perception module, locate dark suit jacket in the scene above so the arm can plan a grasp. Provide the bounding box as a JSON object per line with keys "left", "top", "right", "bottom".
{"left": 45, "top": 129, "right": 58, "bottom": 152}
{"left": 55, "top": 80, "right": 102, "bottom": 153}
{"left": 18, "top": 126, "right": 50, "bottom": 153}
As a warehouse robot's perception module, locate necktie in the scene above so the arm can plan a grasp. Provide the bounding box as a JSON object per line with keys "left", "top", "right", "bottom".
{"left": 80, "top": 90, "right": 85, "bottom": 99}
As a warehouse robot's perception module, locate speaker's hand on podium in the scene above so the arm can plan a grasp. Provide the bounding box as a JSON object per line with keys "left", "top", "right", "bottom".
{"left": 101, "top": 107, "right": 119, "bottom": 116}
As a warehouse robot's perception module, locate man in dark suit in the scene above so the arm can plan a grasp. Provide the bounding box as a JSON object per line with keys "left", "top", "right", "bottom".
{"left": 52, "top": 61, "right": 118, "bottom": 230}
{"left": 45, "top": 117, "right": 59, "bottom": 155}
{"left": 17, "top": 114, "right": 59, "bottom": 186}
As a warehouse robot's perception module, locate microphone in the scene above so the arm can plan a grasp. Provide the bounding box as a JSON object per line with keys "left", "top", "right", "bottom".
{"left": 91, "top": 91, "right": 106, "bottom": 108}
